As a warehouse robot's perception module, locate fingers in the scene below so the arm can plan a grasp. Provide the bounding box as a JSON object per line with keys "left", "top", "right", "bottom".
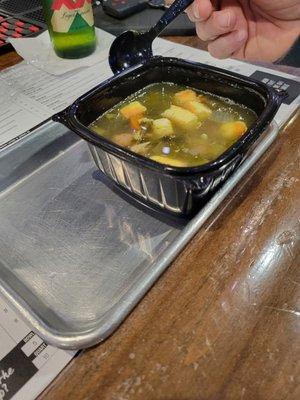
{"left": 195, "top": 9, "right": 237, "bottom": 41}
{"left": 187, "top": 0, "right": 248, "bottom": 60}
{"left": 207, "top": 29, "right": 247, "bottom": 58}
{"left": 186, "top": 0, "right": 214, "bottom": 23}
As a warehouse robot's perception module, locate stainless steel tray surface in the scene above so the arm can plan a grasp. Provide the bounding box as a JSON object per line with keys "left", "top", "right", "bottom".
{"left": 0, "top": 120, "right": 278, "bottom": 349}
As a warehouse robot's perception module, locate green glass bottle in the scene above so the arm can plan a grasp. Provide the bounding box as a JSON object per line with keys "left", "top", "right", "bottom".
{"left": 41, "top": 0, "right": 96, "bottom": 59}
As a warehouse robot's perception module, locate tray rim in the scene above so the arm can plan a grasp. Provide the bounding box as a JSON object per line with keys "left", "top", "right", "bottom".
{"left": 0, "top": 121, "right": 278, "bottom": 349}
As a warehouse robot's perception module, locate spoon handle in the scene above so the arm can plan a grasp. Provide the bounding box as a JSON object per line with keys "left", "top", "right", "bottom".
{"left": 147, "top": 0, "right": 195, "bottom": 40}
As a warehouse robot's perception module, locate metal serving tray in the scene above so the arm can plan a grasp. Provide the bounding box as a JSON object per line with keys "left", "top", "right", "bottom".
{"left": 0, "top": 120, "right": 278, "bottom": 349}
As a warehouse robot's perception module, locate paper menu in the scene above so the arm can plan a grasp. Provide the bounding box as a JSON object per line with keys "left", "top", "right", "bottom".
{"left": 0, "top": 61, "right": 112, "bottom": 147}
{"left": 0, "top": 296, "right": 75, "bottom": 400}
{"left": 0, "top": 61, "right": 112, "bottom": 114}
{"left": 0, "top": 80, "right": 51, "bottom": 147}
{"left": 0, "top": 36, "right": 299, "bottom": 149}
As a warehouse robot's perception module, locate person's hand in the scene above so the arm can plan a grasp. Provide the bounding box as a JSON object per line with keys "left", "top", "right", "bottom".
{"left": 186, "top": 0, "right": 300, "bottom": 61}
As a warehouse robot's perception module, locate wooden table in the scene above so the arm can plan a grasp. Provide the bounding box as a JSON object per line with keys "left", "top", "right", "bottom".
{"left": 1, "top": 38, "right": 299, "bottom": 400}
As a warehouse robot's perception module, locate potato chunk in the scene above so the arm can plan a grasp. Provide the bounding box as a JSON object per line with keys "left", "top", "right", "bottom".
{"left": 173, "top": 89, "right": 197, "bottom": 106}
{"left": 162, "top": 105, "right": 198, "bottom": 131}
{"left": 220, "top": 121, "right": 247, "bottom": 141}
{"left": 183, "top": 101, "right": 212, "bottom": 121}
{"left": 112, "top": 133, "right": 133, "bottom": 147}
{"left": 150, "top": 155, "right": 187, "bottom": 167}
{"left": 120, "top": 101, "right": 147, "bottom": 119}
{"left": 152, "top": 118, "right": 174, "bottom": 138}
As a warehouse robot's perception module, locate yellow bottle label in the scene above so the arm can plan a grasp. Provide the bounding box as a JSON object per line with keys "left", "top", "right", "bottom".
{"left": 51, "top": 0, "right": 94, "bottom": 33}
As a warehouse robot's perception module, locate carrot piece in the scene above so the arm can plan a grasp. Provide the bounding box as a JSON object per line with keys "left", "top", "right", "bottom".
{"left": 220, "top": 121, "right": 248, "bottom": 140}
{"left": 129, "top": 114, "right": 142, "bottom": 130}
{"left": 120, "top": 101, "right": 147, "bottom": 119}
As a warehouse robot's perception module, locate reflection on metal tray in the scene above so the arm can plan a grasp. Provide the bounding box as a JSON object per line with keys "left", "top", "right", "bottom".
{"left": 0, "top": 120, "right": 278, "bottom": 349}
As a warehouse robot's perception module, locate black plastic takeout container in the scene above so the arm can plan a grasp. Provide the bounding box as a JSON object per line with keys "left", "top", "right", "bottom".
{"left": 54, "top": 56, "right": 284, "bottom": 216}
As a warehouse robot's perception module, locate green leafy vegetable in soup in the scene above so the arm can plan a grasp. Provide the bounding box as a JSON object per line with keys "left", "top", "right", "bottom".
{"left": 89, "top": 83, "right": 257, "bottom": 167}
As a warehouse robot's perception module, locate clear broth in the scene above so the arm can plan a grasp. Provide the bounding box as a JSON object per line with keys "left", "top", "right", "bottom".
{"left": 89, "top": 83, "right": 257, "bottom": 167}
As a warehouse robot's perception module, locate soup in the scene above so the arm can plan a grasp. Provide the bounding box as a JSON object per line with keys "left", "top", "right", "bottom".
{"left": 89, "top": 83, "right": 257, "bottom": 167}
